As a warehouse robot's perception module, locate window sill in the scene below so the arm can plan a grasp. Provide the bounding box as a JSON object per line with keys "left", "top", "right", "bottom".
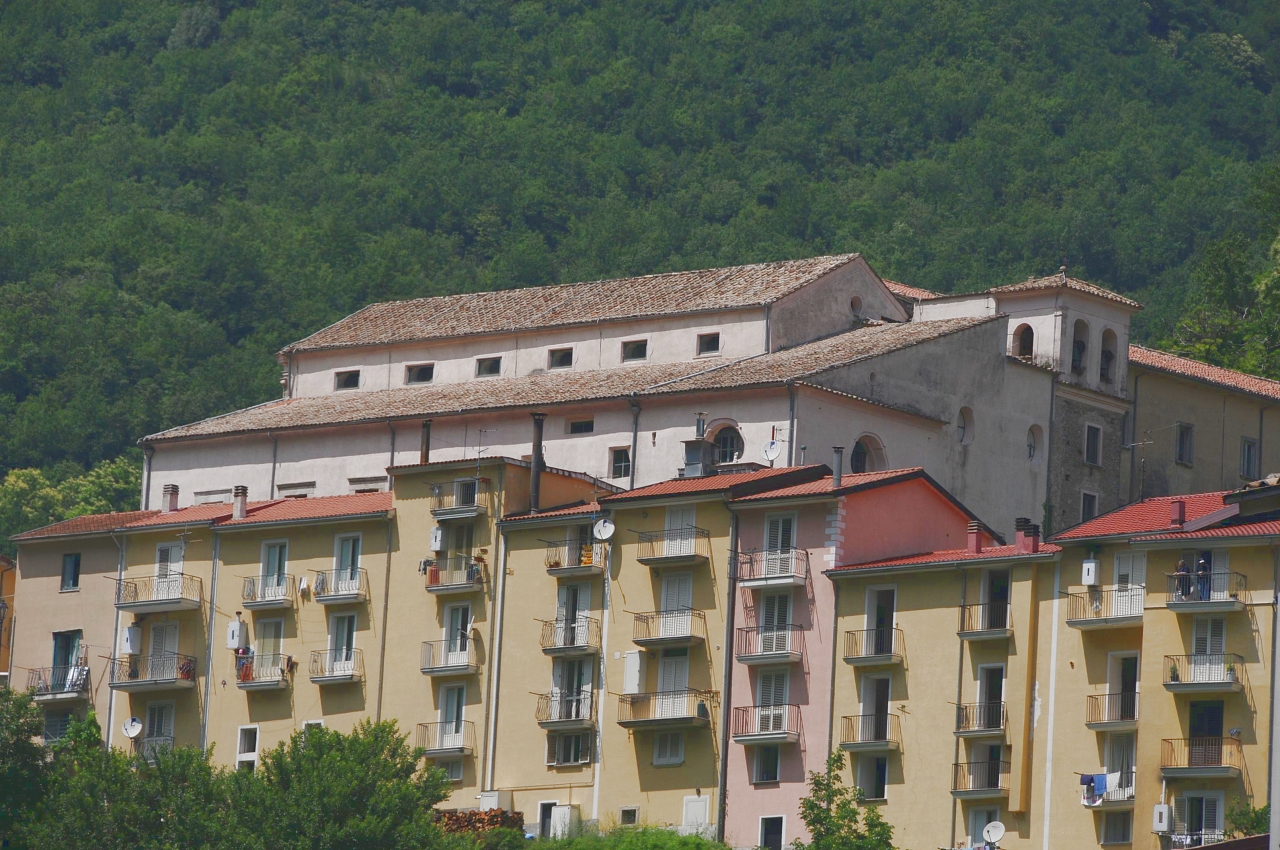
{"left": 1084, "top": 461, "right": 1102, "bottom": 468}
{"left": 59, "top": 587, "right": 80, "bottom": 593}
{"left": 1175, "top": 460, "right": 1195, "bottom": 468}
{"left": 695, "top": 352, "right": 721, "bottom": 359}
{"left": 653, "top": 761, "right": 685, "bottom": 768}
{"left": 751, "top": 780, "right": 781, "bottom": 787}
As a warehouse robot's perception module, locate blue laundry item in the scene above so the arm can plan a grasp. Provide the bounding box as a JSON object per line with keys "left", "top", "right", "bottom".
{"left": 1092, "top": 773, "right": 1108, "bottom": 793}
{"left": 1079, "top": 774, "right": 1092, "bottom": 786}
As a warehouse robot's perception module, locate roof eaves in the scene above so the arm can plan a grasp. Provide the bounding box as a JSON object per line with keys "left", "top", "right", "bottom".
{"left": 214, "top": 509, "right": 395, "bottom": 532}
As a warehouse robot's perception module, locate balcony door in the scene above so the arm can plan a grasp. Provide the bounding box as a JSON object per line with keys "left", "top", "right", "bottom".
{"left": 1175, "top": 792, "right": 1224, "bottom": 844}
{"left": 51, "top": 630, "right": 82, "bottom": 691}
{"left": 556, "top": 583, "right": 590, "bottom": 647}
{"left": 1110, "top": 654, "right": 1139, "bottom": 722}
{"left": 757, "top": 669, "right": 788, "bottom": 732}
{"left": 156, "top": 544, "right": 184, "bottom": 600}
{"left": 1191, "top": 617, "right": 1226, "bottom": 682}
{"left": 551, "top": 658, "right": 591, "bottom": 720}
{"left": 665, "top": 506, "right": 697, "bottom": 556}
{"left": 760, "top": 593, "right": 791, "bottom": 654}
{"left": 660, "top": 573, "right": 693, "bottom": 637}
{"left": 328, "top": 613, "right": 356, "bottom": 675}
{"left": 1107, "top": 732, "right": 1135, "bottom": 798}
{"left": 335, "top": 535, "right": 361, "bottom": 592}
{"left": 1189, "top": 701, "right": 1224, "bottom": 767}
{"left": 445, "top": 604, "right": 471, "bottom": 665}
{"left": 979, "top": 666, "right": 1004, "bottom": 730}
{"left": 870, "top": 588, "right": 896, "bottom": 655}
{"left": 145, "top": 700, "right": 174, "bottom": 754}
{"left": 984, "top": 570, "right": 1010, "bottom": 629}
{"left": 150, "top": 622, "right": 179, "bottom": 679}
{"left": 1114, "top": 551, "right": 1145, "bottom": 616}
{"left": 861, "top": 675, "right": 890, "bottom": 741}
{"left": 439, "top": 684, "right": 465, "bottom": 749}
{"left": 763, "top": 514, "right": 795, "bottom": 575}
{"left": 262, "top": 542, "right": 288, "bottom": 600}
{"left": 657, "top": 648, "right": 689, "bottom": 718}
{"left": 257, "top": 619, "right": 284, "bottom": 679}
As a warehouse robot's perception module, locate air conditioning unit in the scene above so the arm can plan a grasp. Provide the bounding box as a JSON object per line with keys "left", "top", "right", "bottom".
{"left": 1152, "top": 803, "right": 1170, "bottom": 833}
{"left": 1082, "top": 559, "right": 1101, "bottom": 587}
{"left": 478, "top": 790, "right": 512, "bottom": 811}
{"left": 226, "top": 619, "right": 249, "bottom": 651}
{"left": 430, "top": 526, "right": 445, "bottom": 552}
{"left": 120, "top": 626, "right": 142, "bottom": 655}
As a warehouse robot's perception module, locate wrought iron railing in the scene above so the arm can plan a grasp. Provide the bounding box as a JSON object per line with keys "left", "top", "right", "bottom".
{"left": 431, "top": 479, "right": 489, "bottom": 511}
{"left": 732, "top": 704, "right": 801, "bottom": 737}
{"left": 311, "top": 568, "right": 368, "bottom": 598}
{"left": 1165, "top": 570, "right": 1247, "bottom": 604}
{"left": 1164, "top": 654, "right": 1245, "bottom": 687}
{"left": 243, "top": 574, "right": 296, "bottom": 604}
{"left": 955, "top": 702, "right": 1006, "bottom": 733}
{"left": 952, "top": 760, "right": 1010, "bottom": 792}
{"left": 1085, "top": 692, "right": 1139, "bottom": 724}
{"left": 636, "top": 526, "right": 711, "bottom": 560}
{"left": 141, "top": 735, "right": 174, "bottom": 761}
{"left": 839, "top": 713, "right": 902, "bottom": 747}
{"left": 958, "top": 601, "right": 1011, "bottom": 633}
{"left": 1065, "top": 587, "right": 1145, "bottom": 621}
{"left": 536, "top": 690, "right": 596, "bottom": 724}
{"left": 308, "top": 648, "right": 364, "bottom": 679}
{"left": 421, "top": 636, "right": 477, "bottom": 670}
{"left": 417, "top": 720, "right": 476, "bottom": 752}
{"left": 843, "top": 628, "right": 904, "bottom": 660}
{"left": 424, "top": 558, "right": 484, "bottom": 590}
{"left": 734, "top": 549, "right": 809, "bottom": 582}
{"left": 544, "top": 541, "right": 607, "bottom": 571}
{"left": 1161, "top": 737, "right": 1244, "bottom": 771}
{"left": 539, "top": 617, "right": 602, "bottom": 652}
{"left": 116, "top": 574, "right": 203, "bottom": 606}
{"left": 108, "top": 653, "right": 197, "bottom": 685}
{"left": 234, "top": 652, "right": 289, "bottom": 686}
{"left": 617, "top": 688, "right": 718, "bottom": 723}
{"left": 27, "top": 665, "right": 91, "bottom": 696}
{"left": 734, "top": 625, "right": 804, "bottom": 658}
{"left": 633, "top": 609, "right": 707, "bottom": 642}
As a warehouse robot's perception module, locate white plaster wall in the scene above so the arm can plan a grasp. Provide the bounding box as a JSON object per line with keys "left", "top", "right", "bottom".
{"left": 913, "top": 295, "right": 998, "bottom": 321}
{"left": 769, "top": 257, "right": 907, "bottom": 349}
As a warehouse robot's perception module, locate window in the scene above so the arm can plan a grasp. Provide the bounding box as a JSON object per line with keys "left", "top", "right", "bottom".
{"left": 406, "top": 363, "right": 435, "bottom": 384}
{"left": 1174, "top": 793, "right": 1224, "bottom": 844}
{"left": 548, "top": 348, "right": 573, "bottom": 369}
{"left": 1071, "top": 319, "right": 1090, "bottom": 375}
{"left": 303, "top": 719, "right": 325, "bottom": 731}
{"left": 348, "top": 476, "right": 387, "bottom": 494}
{"left": 856, "top": 754, "right": 888, "bottom": 800}
{"left": 1176, "top": 422, "right": 1195, "bottom": 466}
{"left": 547, "top": 732, "right": 591, "bottom": 766}
{"left": 237, "top": 726, "right": 259, "bottom": 772}
{"left": 194, "top": 489, "right": 232, "bottom": 504}
{"left": 969, "top": 808, "right": 1000, "bottom": 846}
{"left": 849, "top": 296, "right": 864, "bottom": 316}
{"left": 1015, "top": 324, "right": 1034, "bottom": 358}
{"left": 760, "top": 816, "right": 784, "bottom": 850}
{"left": 696, "top": 333, "right": 720, "bottom": 356}
{"left": 1082, "top": 491, "right": 1099, "bottom": 522}
{"left": 438, "top": 759, "right": 463, "bottom": 781}
{"left": 1241, "top": 437, "right": 1259, "bottom": 480}
{"left": 1027, "top": 425, "right": 1042, "bottom": 463}
{"left": 610, "top": 447, "right": 631, "bottom": 479}
{"left": 653, "top": 731, "right": 684, "bottom": 765}
{"left": 1102, "top": 811, "right": 1131, "bottom": 844}
{"left": 956, "top": 407, "right": 975, "bottom": 445}
{"left": 1084, "top": 424, "right": 1102, "bottom": 466}
{"left": 475, "top": 357, "right": 501, "bottom": 377}
{"left": 1101, "top": 329, "right": 1119, "bottom": 383}
{"left": 619, "top": 807, "right": 639, "bottom": 827}
{"left": 277, "top": 481, "right": 316, "bottom": 499}
{"left": 713, "top": 427, "right": 744, "bottom": 464}
{"left": 568, "top": 418, "right": 594, "bottom": 435}
{"left": 43, "top": 712, "right": 72, "bottom": 743}
{"left": 851, "top": 440, "right": 869, "bottom": 473}
{"left": 621, "top": 340, "right": 648, "bottom": 362}
{"left": 336, "top": 534, "right": 361, "bottom": 575}
{"left": 334, "top": 370, "right": 360, "bottom": 390}
{"left": 60, "top": 553, "right": 81, "bottom": 591}
{"left": 262, "top": 542, "right": 287, "bottom": 592}
{"left": 754, "top": 745, "right": 781, "bottom": 783}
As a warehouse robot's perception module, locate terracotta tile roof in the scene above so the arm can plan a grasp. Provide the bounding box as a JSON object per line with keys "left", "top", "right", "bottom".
{"left": 730, "top": 468, "right": 925, "bottom": 501}
{"left": 1129, "top": 345, "right": 1280, "bottom": 402}
{"left": 882, "top": 280, "right": 939, "bottom": 301}
{"left": 1133, "top": 519, "right": 1280, "bottom": 542}
{"left": 830, "top": 543, "right": 1061, "bottom": 572}
{"left": 602, "top": 465, "right": 830, "bottom": 503}
{"left": 283, "top": 255, "right": 862, "bottom": 353}
{"left": 11, "top": 510, "right": 159, "bottom": 541}
{"left": 215, "top": 492, "right": 392, "bottom": 527}
{"left": 502, "top": 501, "right": 604, "bottom": 523}
{"left": 982, "top": 273, "right": 1143, "bottom": 309}
{"left": 121, "top": 502, "right": 238, "bottom": 528}
{"left": 1051, "top": 492, "right": 1229, "bottom": 541}
{"left": 145, "top": 317, "right": 994, "bottom": 443}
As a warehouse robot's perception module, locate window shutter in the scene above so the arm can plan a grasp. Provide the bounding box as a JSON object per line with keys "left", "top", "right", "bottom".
{"left": 551, "top": 659, "right": 563, "bottom": 700}
{"left": 1131, "top": 552, "right": 1146, "bottom": 587}
{"left": 157, "top": 546, "right": 171, "bottom": 578}
{"left": 546, "top": 734, "right": 558, "bottom": 766}
{"left": 1204, "top": 795, "right": 1220, "bottom": 832}
{"left": 556, "top": 585, "right": 568, "bottom": 621}
{"left": 1209, "top": 618, "right": 1225, "bottom": 655}
{"left": 1212, "top": 549, "right": 1230, "bottom": 573}
{"left": 1181, "top": 549, "right": 1198, "bottom": 571}
{"left": 1172, "top": 797, "right": 1188, "bottom": 834}
{"left": 1194, "top": 619, "right": 1210, "bottom": 655}
{"left": 577, "top": 582, "right": 591, "bottom": 611}
{"left": 577, "top": 733, "right": 592, "bottom": 764}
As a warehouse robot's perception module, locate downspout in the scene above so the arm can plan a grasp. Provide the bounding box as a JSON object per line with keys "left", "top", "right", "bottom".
{"left": 268, "top": 432, "right": 279, "bottom": 499}
{"left": 950, "top": 567, "right": 967, "bottom": 847}
{"left": 1267, "top": 542, "right": 1280, "bottom": 841}
{"left": 374, "top": 516, "right": 394, "bottom": 721}
{"left": 106, "top": 533, "right": 126, "bottom": 750}
{"left": 715, "top": 507, "right": 740, "bottom": 843}
{"left": 827, "top": 577, "right": 841, "bottom": 779}
{"left": 591, "top": 522, "right": 613, "bottom": 821}
{"left": 628, "top": 397, "right": 641, "bottom": 490}
{"left": 484, "top": 466, "right": 510, "bottom": 791}
{"left": 1039, "top": 553, "right": 1063, "bottom": 850}
{"left": 200, "top": 530, "right": 221, "bottom": 751}
{"left": 787, "top": 382, "right": 798, "bottom": 466}
{"left": 142, "top": 445, "right": 155, "bottom": 510}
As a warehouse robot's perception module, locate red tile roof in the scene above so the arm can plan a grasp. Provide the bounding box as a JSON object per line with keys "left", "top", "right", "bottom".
{"left": 502, "top": 501, "right": 604, "bottom": 523}
{"left": 730, "top": 468, "right": 925, "bottom": 501}
{"left": 1129, "top": 345, "right": 1280, "bottom": 403}
{"left": 1133, "top": 519, "right": 1280, "bottom": 542}
{"left": 602, "top": 465, "right": 830, "bottom": 502}
{"left": 1050, "top": 492, "right": 1229, "bottom": 541}
{"left": 830, "top": 543, "right": 1061, "bottom": 572}
{"left": 882, "top": 280, "right": 939, "bottom": 301}
{"left": 215, "top": 492, "right": 392, "bottom": 527}
{"left": 11, "top": 510, "right": 159, "bottom": 541}
{"left": 984, "top": 274, "right": 1143, "bottom": 309}
{"left": 121, "top": 502, "right": 238, "bottom": 528}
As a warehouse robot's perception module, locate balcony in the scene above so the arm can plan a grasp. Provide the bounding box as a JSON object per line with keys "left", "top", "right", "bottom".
{"left": 536, "top": 690, "right": 596, "bottom": 731}
{"left": 731, "top": 704, "right": 801, "bottom": 745}
{"left": 430, "top": 479, "right": 489, "bottom": 520}
{"left": 308, "top": 648, "right": 363, "bottom": 685}
{"left": 140, "top": 735, "right": 174, "bottom": 762}
{"left": 1164, "top": 654, "right": 1246, "bottom": 694}
{"left": 617, "top": 688, "right": 718, "bottom": 729}
{"left": 952, "top": 761, "right": 1010, "bottom": 799}
{"left": 425, "top": 558, "right": 485, "bottom": 595}
{"left": 1165, "top": 571, "right": 1247, "bottom": 613}
{"left": 1064, "top": 587, "right": 1144, "bottom": 629}
{"left": 312, "top": 568, "right": 368, "bottom": 605}
{"left": 420, "top": 638, "right": 478, "bottom": 676}
{"left": 27, "top": 666, "right": 91, "bottom": 704}
{"left": 957, "top": 602, "right": 1012, "bottom": 640}
{"left": 115, "top": 575, "right": 203, "bottom": 614}
{"left": 545, "top": 541, "right": 607, "bottom": 579}
{"left": 242, "top": 575, "right": 296, "bottom": 610}
{"left": 540, "top": 617, "right": 602, "bottom": 657}
{"left": 1079, "top": 769, "right": 1136, "bottom": 809}
{"left": 633, "top": 609, "right": 707, "bottom": 648}
{"left": 734, "top": 625, "right": 803, "bottom": 665}
{"left": 417, "top": 720, "right": 476, "bottom": 758}
{"left": 636, "top": 527, "right": 711, "bottom": 569}
{"left": 1085, "top": 693, "right": 1139, "bottom": 731}
{"left": 1166, "top": 832, "right": 1226, "bottom": 847}
{"left": 108, "top": 653, "right": 198, "bottom": 692}
{"left": 234, "top": 652, "right": 290, "bottom": 691}
{"left": 843, "top": 628, "right": 905, "bottom": 667}
{"left": 1160, "top": 737, "right": 1244, "bottom": 779}
{"left": 734, "top": 549, "right": 809, "bottom": 589}
{"left": 839, "top": 713, "right": 902, "bottom": 753}
{"left": 955, "top": 702, "right": 1006, "bottom": 737}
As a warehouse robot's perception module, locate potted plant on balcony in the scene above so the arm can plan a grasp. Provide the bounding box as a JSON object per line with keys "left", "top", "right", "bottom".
{"left": 1225, "top": 663, "right": 1237, "bottom": 682}
{"left": 1169, "top": 662, "right": 1180, "bottom": 683}
{"left": 178, "top": 658, "right": 195, "bottom": 680}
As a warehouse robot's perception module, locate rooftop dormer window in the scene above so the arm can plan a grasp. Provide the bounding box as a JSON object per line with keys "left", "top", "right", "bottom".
{"left": 334, "top": 370, "right": 360, "bottom": 391}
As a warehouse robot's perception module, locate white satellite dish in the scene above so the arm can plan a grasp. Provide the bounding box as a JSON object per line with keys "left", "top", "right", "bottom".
{"left": 592, "top": 518, "right": 616, "bottom": 541}
{"left": 122, "top": 717, "right": 143, "bottom": 739}
{"left": 762, "top": 440, "right": 782, "bottom": 462}
{"left": 982, "top": 821, "right": 1006, "bottom": 845}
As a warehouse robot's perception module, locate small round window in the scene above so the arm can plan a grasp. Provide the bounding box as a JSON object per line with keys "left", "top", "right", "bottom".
{"left": 957, "top": 407, "right": 975, "bottom": 445}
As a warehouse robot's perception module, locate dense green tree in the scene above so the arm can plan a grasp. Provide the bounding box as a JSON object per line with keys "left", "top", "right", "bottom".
{"left": 797, "top": 751, "right": 895, "bottom": 850}
{"left": 0, "top": 455, "right": 140, "bottom": 553}
{"left": 0, "top": 688, "right": 47, "bottom": 842}
{"left": 1226, "top": 796, "right": 1271, "bottom": 837}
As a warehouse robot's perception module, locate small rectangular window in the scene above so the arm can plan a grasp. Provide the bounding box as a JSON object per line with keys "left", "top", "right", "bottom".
{"left": 610, "top": 447, "right": 631, "bottom": 479}
{"left": 406, "top": 364, "right": 435, "bottom": 384}
{"left": 621, "top": 340, "right": 648, "bottom": 362}
{"left": 60, "top": 554, "right": 81, "bottom": 591}
{"left": 1240, "top": 437, "right": 1259, "bottom": 480}
{"left": 548, "top": 348, "right": 573, "bottom": 370}
{"left": 348, "top": 476, "right": 387, "bottom": 494}
{"left": 569, "top": 419, "right": 594, "bottom": 435}
{"left": 43, "top": 712, "right": 73, "bottom": 743}
{"left": 194, "top": 490, "right": 232, "bottom": 505}
{"left": 1176, "top": 422, "right": 1195, "bottom": 466}
{"left": 547, "top": 732, "right": 591, "bottom": 766}
{"left": 619, "top": 807, "right": 639, "bottom": 826}
{"left": 653, "top": 731, "right": 684, "bottom": 765}
{"left": 1082, "top": 491, "right": 1099, "bottom": 522}
{"left": 1084, "top": 424, "right": 1102, "bottom": 466}
{"left": 696, "top": 333, "right": 720, "bottom": 356}
{"left": 277, "top": 481, "right": 316, "bottom": 499}
{"left": 754, "top": 745, "right": 780, "bottom": 783}
{"left": 475, "top": 357, "right": 502, "bottom": 377}
{"left": 303, "top": 719, "right": 325, "bottom": 731}
{"left": 334, "top": 370, "right": 360, "bottom": 390}
{"left": 237, "top": 726, "right": 259, "bottom": 772}
{"left": 438, "top": 759, "right": 463, "bottom": 781}
{"left": 1102, "top": 811, "right": 1131, "bottom": 844}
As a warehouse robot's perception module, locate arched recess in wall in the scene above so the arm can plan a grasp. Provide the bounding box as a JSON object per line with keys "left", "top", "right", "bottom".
{"left": 850, "top": 434, "right": 887, "bottom": 473}
{"left": 1027, "top": 424, "right": 1044, "bottom": 464}
{"left": 956, "top": 407, "right": 975, "bottom": 446}
{"left": 1013, "top": 323, "right": 1035, "bottom": 358}
{"left": 711, "top": 424, "right": 744, "bottom": 464}
{"left": 1100, "top": 329, "right": 1118, "bottom": 383}
{"left": 1071, "top": 319, "right": 1090, "bottom": 376}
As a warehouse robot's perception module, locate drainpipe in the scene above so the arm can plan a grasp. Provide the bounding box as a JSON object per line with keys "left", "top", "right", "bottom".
{"left": 1039, "top": 552, "right": 1063, "bottom": 850}
{"left": 591, "top": 523, "right": 613, "bottom": 821}
{"left": 715, "top": 507, "right": 740, "bottom": 843}
{"left": 787, "top": 383, "right": 798, "bottom": 466}
{"left": 374, "top": 515, "right": 394, "bottom": 721}
{"left": 142, "top": 445, "right": 155, "bottom": 510}
{"left": 106, "top": 533, "right": 127, "bottom": 751}
{"left": 484, "top": 465, "right": 510, "bottom": 791}
{"left": 421, "top": 419, "right": 432, "bottom": 465}
{"left": 1268, "top": 543, "right": 1280, "bottom": 841}
{"left": 530, "top": 413, "right": 546, "bottom": 512}
{"left": 387, "top": 420, "right": 397, "bottom": 468}
{"left": 950, "top": 567, "right": 967, "bottom": 847}
{"left": 628, "top": 397, "right": 641, "bottom": 490}
{"left": 268, "top": 432, "right": 278, "bottom": 499}
{"left": 200, "top": 530, "right": 221, "bottom": 751}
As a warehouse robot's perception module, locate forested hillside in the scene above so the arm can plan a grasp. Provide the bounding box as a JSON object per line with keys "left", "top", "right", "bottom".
{"left": 1, "top": 0, "right": 1279, "bottom": 525}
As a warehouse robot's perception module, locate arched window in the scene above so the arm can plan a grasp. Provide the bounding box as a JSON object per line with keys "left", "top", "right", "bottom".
{"left": 850, "top": 296, "right": 864, "bottom": 317}
{"left": 1015, "top": 324, "right": 1034, "bottom": 358}
{"left": 851, "top": 440, "right": 869, "bottom": 473}
{"left": 957, "top": 407, "right": 975, "bottom": 445}
{"left": 1027, "top": 424, "right": 1043, "bottom": 463}
{"left": 1100, "top": 329, "right": 1118, "bottom": 383}
{"left": 1071, "top": 319, "right": 1090, "bottom": 375}
{"left": 850, "top": 436, "right": 886, "bottom": 473}
{"left": 714, "top": 427, "right": 744, "bottom": 464}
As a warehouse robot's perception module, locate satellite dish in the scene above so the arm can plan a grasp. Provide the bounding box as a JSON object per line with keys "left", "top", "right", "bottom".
{"left": 762, "top": 440, "right": 782, "bottom": 462}
{"left": 122, "top": 717, "right": 143, "bottom": 739}
{"left": 592, "top": 518, "right": 615, "bottom": 541}
{"left": 982, "top": 822, "right": 1006, "bottom": 844}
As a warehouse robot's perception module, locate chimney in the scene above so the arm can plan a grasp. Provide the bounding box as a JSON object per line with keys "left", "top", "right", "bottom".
{"left": 420, "top": 419, "right": 432, "bottom": 465}
{"left": 162, "top": 484, "right": 179, "bottom": 513}
{"left": 530, "top": 413, "right": 546, "bottom": 513}
{"left": 832, "top": 447, "right": 844, "bottom": 488}
{"left": 1015, "top": 518, "right": 1040, "bottom": 554}
{"left": 1170, "top": 499, "right": 1185, "bottom": 528}
{"left": 967, "top": 521, "right": 982, "bottom": 555}
{"left": 232, "top": 485, "right": 248, "bottom": 520}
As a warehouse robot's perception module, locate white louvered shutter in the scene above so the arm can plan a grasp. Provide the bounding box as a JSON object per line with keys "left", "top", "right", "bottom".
{"left": 1204, "top": 795, "right": 1220, "bottom": 835}
{"left": 765, "top": 516, "right": 794, "bottom": 574}
{"left": 1172, "top": 797, "right": 1188, "bottom": 835}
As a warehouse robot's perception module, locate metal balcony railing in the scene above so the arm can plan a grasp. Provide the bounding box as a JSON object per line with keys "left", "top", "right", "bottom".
{"left": 108, "top": 653, "right": 198, "bottom": 685}
{"left": 1165, "top": 571, "right": 1247, "bottom": 604}
{"left": 1085, "top": 692, "right": 1139, "bottom": 725}
{"left": 1164, "top": 654, "right": 1246, "bottom": 687}
{"left": 311, "top": 568, "right": 368, "bottom": 599}
{"left": 731, "top": 704, "right": 801, "bottom": 737}
{"left": 421, "top": 636, "right": 477, "bottom": 670}
{"left": 734, "top": 625, "right": 804, "bottom": 658}
{"left": 539, "top": 617, "right": 602, "bottom": 653}
{"left": 544, "top": 541, "right": 607, "bottom": 572}
{"left": 840, "top": 713, "right": 902, "bottom": 747}
{"left": 431, "top": 479, "right": 488, "bottom": 511}
{"left": 958, "top": 602, "right": 1011, "bottom": 633}
{"left": 952, "top": 761, "right": 1010, "bottom": 792}
{"left": 636, "top": 526, "right": 711, "bottom": 561}
{"left": 617, "top": 689, "right": 718, "bottom": 724}
{"left": 843, "top": 628, "right": 905, "bottom": 660}
{"left": 424, "top": 558, "right": 484, "bottom": 590}
{"left": 116, "top": 574, "right": 203, "bottom": 607}
{"left": 28, "top": 665, "right": 91, "bottom": 697}
{"left": 1167, "top": 831, "right": 1226, "bottom": 847}
{"left": 1080, "top": 769, "right": 1136, "bottom": 804}
{"left": 1161, "top": 737, "right": 1244, "bottom": 771}
{"left": 535, "top": 690, "right": 596, "bottom": 724}
{"left": 234, "top": 652, "right": 289, "bottom": 686}
{"left": 1065, "top": 587, "right": 1145, "bottom": 621}
{"left": 308, "top": 648, "right": 364, "bottom": 679}
{"left": 242, "top": 574, "right": 296, "bottom": 605}
{"left": 141, "top": 735, "right": 174, "bottom": 761}
{"left": 734, "top": 549, "right": 809, "bottom": 582}
{"left": 417, "top": 720, "right": 476, "bottom": 753}
{"left": 955, "top": 702, "right": 1006, "bottom": 733}
{"left": 633, "top": 609, "right": 707, "bottom": 643}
